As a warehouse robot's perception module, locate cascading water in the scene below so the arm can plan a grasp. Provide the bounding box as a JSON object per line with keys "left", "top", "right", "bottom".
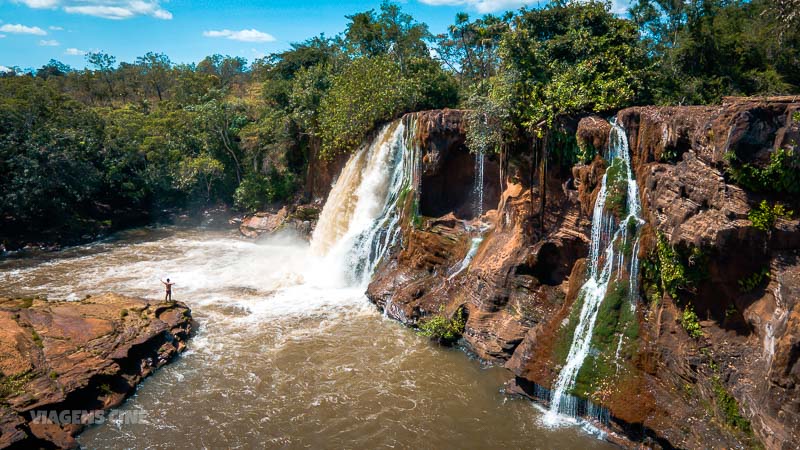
{"left": 448, "top": 149, "right": 489, "bottom": 281}
{"left": 473, "top": 150, "right": 485, "bottom": 217}
{"left": 310, "top": 117, "right": 418, "bottom": 287}
{"left": 543, "top": 120, "right": 644, "bottom": 426}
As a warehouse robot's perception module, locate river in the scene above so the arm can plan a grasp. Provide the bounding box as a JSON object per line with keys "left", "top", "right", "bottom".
{"left": 0, "top": 226, "right": 612, "bottom": 449}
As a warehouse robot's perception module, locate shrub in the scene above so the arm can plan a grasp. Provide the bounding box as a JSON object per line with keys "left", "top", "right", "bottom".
{"left": 657, "top": 234, "right": 687, "bottom": 299}
{"left": 681, "top": 305, "right": 703, "bottom": 338}
{"left": 727, "top": 148, "right": 800, "bottom": 194}
{"left": 748, "top": 200, "right": 793, "bottom": 232}
{"left": 418, "top": 307, "right": 466, "bottom": 344}
{"left": 119, "top": 309, "right": 129, "bottom": 318}
{"left": 738, "top": 268, "right": 770, "bottom": 293}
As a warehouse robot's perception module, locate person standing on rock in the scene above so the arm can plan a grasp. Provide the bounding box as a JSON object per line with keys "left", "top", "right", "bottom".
{"left": 161, "top": 278, "right": 175, "bottom": 301}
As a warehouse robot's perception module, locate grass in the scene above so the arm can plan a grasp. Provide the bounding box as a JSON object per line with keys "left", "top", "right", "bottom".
{"left": 0, "top": 371, "right": 36, "bottom": 399}
{"left": 31, "top": 330, "right": 44, "bottom": 348}
{"left": 705, "top": 353, "right": 755, "bottom": 440}
{"left": 711, "top": 375, "right": 752, "bottom": 433}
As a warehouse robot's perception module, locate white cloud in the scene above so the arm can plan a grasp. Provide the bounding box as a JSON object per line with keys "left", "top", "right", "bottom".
{"left": 15, "top": 0, "right": 59, "bottom": 8}
{"left": 64, "top": 47, "right": 86, "bottom": 55}
{"left": 49, "top": 26, "right": 64, "bottom": 30}
{"left": 203, "top": 28, "right": 276, "bottom": 43}
{"left": 39, "top": 39, "right": 60, "bottom": 46}
{"left": 15, "top": 1, "right": 173, "bottom": 20}
{"left": 0, "top": 65, "right": 13, "bottom": 73}
{"left": 0, "top": 24, "right": 48, "bottom": 35}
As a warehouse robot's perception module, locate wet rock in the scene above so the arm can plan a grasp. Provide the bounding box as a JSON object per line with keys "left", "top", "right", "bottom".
{"left": 0, "top": 294, "right": 192, "bottom": 449}
{"left": 239, "top": 204, "right": 321, "bottom": 240}
{"left": 239, "top": 207, "right": 289, "bottom": 238}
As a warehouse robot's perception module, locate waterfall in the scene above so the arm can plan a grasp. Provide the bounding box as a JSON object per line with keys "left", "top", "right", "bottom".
{"left": 473, "top": 150, "right": 485, "bottom": 217}
{"left": 448, "top": 234, "right": 483, "bottom": 280}
{"left": 543, "top": 120, "right": 644, "bottom": 426}
{"left": 310, "top": 117, "right": 418, "bottom": 287}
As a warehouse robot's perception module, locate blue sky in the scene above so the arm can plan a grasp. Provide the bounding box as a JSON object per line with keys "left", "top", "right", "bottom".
{"left": 0, "top": 0, "right": 630, "bottom": 71}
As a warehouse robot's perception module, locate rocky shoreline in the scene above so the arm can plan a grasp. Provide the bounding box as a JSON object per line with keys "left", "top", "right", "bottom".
{"left": 0, "top": 294, "right": 193, "bottom": 449}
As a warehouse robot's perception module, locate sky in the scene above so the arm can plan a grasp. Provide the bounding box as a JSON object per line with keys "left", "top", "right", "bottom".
{"left": 0, "top": 0, "right": 630, "bottom": 72}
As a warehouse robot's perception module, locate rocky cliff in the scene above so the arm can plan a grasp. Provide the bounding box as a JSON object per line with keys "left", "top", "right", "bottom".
{"left": 0, "top": 294, "right": 192, "bottom": 449}
{"left": 366, "top": 98, "right": 800, "bottom": 449}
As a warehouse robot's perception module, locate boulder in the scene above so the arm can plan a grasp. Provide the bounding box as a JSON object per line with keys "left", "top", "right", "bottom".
{"left": 239, "top": 207, "right": 289, "bottom": 238}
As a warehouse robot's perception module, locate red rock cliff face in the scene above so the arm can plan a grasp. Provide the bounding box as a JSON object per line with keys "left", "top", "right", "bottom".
{"left": 367, "top": 98, "right": 800, "bottom": 449}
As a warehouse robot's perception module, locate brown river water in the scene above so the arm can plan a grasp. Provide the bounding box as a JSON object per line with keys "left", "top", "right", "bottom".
{"left": 0, "top": 227, "right": 614, "bottom": 449}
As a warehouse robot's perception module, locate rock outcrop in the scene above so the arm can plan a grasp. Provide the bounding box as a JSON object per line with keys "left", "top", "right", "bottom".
{"left": 239, "top": 204, "right": 320, "bottom": 240}
{"left": 367, "top": 98, "right": 800, "bottom": 449}
{"left": 0, "top": 294, "right": 192, "bottom": 449}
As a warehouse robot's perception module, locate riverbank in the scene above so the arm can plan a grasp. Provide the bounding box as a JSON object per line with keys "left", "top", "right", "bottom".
{"left": 0, "top": 294, "right": 192, "bottom": 449}
{"left": 0, "top": 205, "right": 238, "bottom": 256}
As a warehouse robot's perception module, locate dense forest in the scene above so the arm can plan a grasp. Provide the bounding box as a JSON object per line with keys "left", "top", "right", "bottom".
{"left": 1, "top": 0, "right": 798, "bottom": 246}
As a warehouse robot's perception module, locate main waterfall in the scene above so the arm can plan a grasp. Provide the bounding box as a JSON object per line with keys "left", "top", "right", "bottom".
{"left": 543, "top": 120, "right": 644, "bottom": 426}
{"left": 310, "top": 117, "right": 418, "bottom": 287}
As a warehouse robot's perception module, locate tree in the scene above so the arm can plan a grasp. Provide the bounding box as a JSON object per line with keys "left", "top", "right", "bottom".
{"left": 631, "top": 0, "right": 799, "bottom": 103}
{"left": 177, "top": 154, "right": 225, "bottom": 202}
{"left": 135, "top": 52, "right": 173, "bottom": 101}
{"left": 35, "top": 60, "right": 71, "bottom": 79}
{"left": 86, "top": 52, "right": 118, "bottom": 100}
{"left": 197, "top": 54, "right": 248, "bottom": 88}
{"left": 318, "top": 56, "right": 412, "bottom": 157}
{"left": 435, "top": 12, "right": 511, "bottom": 88}
{"left": 190, "top": 98, "right": 248, "bottom": 183}
{"left": 345, "top": 1, "right": 431, "bottom": 71}
{"left": 498, "top": 1, "right": 648, "bottom": 129}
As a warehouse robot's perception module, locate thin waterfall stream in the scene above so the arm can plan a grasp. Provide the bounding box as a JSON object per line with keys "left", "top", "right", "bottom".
{"left": 543, "top": 120, "right": 644, "bottom": 426}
